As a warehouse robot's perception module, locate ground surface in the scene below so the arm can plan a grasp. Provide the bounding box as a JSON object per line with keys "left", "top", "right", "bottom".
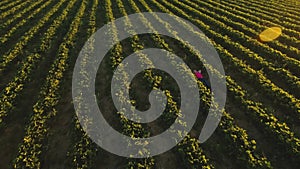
{"left": 0, "top": 0, "right": 299, "bottom": 168}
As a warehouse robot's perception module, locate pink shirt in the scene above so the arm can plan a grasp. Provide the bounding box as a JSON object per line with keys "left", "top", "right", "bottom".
{"left": 194, "top": 71, "right": 203, "bottom": 79}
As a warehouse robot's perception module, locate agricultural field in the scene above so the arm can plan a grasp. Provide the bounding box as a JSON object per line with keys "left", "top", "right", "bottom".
{"left": 0, "top": 0, "right": 299, "bottom": 168}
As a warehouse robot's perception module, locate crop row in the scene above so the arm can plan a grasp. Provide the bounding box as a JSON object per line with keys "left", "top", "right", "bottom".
{"left": 217, "top": 0, "right": 300, "bottom": 39}
{"left": 189, "top": 0, "right": 299, "bottom": 58}
{"left": 70, "top": 0, "right": 101, "bottom": 168}
{"left": 153, "top": 0, "right": 300, "bottom": 156}
{"left": 0, "top": 0, "right": 75, "bottom": 126}
{"left": 224, "top": 0, "right": 300, "bottom": 28}
{"left": 132, "top": 0, "right": 215, "bottom": 168}
{"left": 12, "top": 0, "right": 85, "bottom": 168}
{"left": 127, "top": 0, "right": 215, "bottom": 168}
{"left": 244, "top": 0, "right": 300, "bottom": 19}
{"left": 0, "top": 0, "right": 20, "bottom": 9}
{"left": 180, "top": 0, "right": 300, "bottom": 96}
{"left": 177, "top": 0, "right": 300, "bottom": 75}
{"left": 0, "top": 0, "right": 67, "bottom": 75}
{"left": 0, "top": 0, "right": 45, "bottom": 32}
{"left": 1, "top": 0, "right": 296, "bottom": 168}
{"left": 136, "top": 0, "right": 273, "bottom": 168}
{"left": 149, "top": 0, "right": 300, "bottom": 163}
{"left": 148, "top": 2, "right": 273, "bottom": 167}
{"left": 0, "top": 0, "right": 53, "bottom": 44}
{"left": 166, "top": 0, "right": 300, "bottom": 115}
{"left": 265, "top": 0, "right": 300, "bottom": 11}
{"left": 110, "top": 0, "right": 157, "bottom": 167}
{"left": 0, "top": 0, "right": 29, "bottom": 19}
{"left": 268, "top": 0, "right": 300, "bottom": 9}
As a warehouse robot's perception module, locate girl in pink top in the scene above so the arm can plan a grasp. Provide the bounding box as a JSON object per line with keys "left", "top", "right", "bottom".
{"left": 194, "top": 70, "right": 203, "bottom": 79}
{"left": 193, "top": 70, "right": 210, "bottom": 89}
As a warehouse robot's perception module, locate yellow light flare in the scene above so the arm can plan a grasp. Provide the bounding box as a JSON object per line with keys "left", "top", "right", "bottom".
{"left": 259, "top": 27, "right": 282, "bottom": 42}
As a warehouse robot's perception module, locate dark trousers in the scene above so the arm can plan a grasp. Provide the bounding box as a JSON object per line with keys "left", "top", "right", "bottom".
{"left": 199, "top": 78, "right": 210, "bottom": 89}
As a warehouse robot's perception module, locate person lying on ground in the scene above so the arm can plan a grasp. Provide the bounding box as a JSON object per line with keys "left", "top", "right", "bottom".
{"left": 193, "top": 69, "right": 211, "bottom": 89}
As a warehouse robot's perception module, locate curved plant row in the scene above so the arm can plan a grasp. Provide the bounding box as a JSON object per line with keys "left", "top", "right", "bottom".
{"left": 0, "top": 0, "right": 45, "bottom": 32}
{"left": 0, "top": 0, "right": 21, "bottom": 10}
{"left": 188, "top": 0, "right": 299, "bottom": 59}
{"left": 0, "top": 0, "right": 54, "bottom": 44}
{"left": 0, "top": 0, "right": 30, "bottom": 20}
{"left": 263, "top": 0, "right": 300, "bottom": 12}
{"left": 180, "top": 0, "right": 300, "bottom": 95}
{"left": 0, "top": 0, "right": 77, "bottom": 126}
{"left": 150, "top": 0, "right": 300, "bottom": 160}
{"left": 137, "top": 0, "right": 273, "bottom": 168}
{"left": 106, "top": 0, "right": 155, "bottom": 167}
{"left": 12, "top": 0, "right": 86, "bottom": 168}
{"left": 125, "top": 0, "right": 214, "bottom": 168}
{"left": 217, "top": 0, "right": 300, "bottom": 39}
{"left": 161, "top": 0, "right": 300, "bottom": 116}
{"left": 0, "top": 0, "right": 68, "bottom": 75}
{"left": 68, "top": 0, "right": 99, "bottom": 168}
{"left": 245, "top": 0, "right": 300, "bottom": 19}
{"left": 224, "top": 0, "right": 300, "bottom": 29}
{"left": 174, "top": 0, "right": 300, "bottom": 76}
